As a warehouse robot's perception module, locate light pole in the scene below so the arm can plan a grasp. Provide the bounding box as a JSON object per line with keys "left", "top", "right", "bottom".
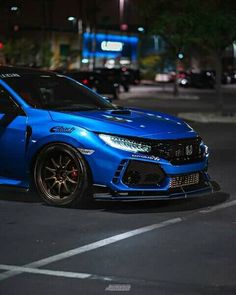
{"left": 67, "top": 16, "right": 83, "bottom": 69}
{"left": 119, "top": 0, "right": 125, "bottom": 25}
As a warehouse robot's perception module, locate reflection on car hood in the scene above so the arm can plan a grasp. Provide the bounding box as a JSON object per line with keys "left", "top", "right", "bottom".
{"left": 49, "top": 108, "right": 197, "bottom": 140}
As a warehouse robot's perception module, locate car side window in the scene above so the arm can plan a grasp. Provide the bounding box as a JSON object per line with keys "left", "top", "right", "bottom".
{"left": 0, "top": 86, "right": 17, "bottom": 114}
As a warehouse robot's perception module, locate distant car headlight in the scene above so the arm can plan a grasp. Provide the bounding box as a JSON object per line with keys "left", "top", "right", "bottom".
{"left": 99, "top": 134, "right": 151, "bottom": 153}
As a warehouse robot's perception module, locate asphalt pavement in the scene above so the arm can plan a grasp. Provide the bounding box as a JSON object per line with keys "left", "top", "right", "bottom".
{"left": 118, "top": 83, "right": 236, "bottom": 115}
{"left": 0, "top": 85, "right": 236, "bottom": 295}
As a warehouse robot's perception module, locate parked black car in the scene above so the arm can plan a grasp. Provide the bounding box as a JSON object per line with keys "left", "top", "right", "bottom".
{"left": 93, "top": 68, "right": 120, "bottom": 99}
{"left": 179, "top": 70, "right": 233, "bottom": 88}
{"left": 126, "top": 69, "right": 141, "bottom": 85}
{"left": 189, "top": 71, "right": 215, "bottom": 88}
{"left": 94, "top": 68, "right": 130, "bottom": 94}
{"left": 65, "top": 70, "right": 119, "bottom": 100}
{"left": 65, "top": 70, "right": 96, "bottom": 89}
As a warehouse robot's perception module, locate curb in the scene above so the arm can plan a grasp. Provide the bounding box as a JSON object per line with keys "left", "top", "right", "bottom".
{"left": 178, "top": 112, "right": 236, "bottom": 123}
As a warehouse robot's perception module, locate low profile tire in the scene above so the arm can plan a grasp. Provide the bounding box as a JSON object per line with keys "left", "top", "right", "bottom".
{"left": 34, "top": 143, "right": 93, "bottom": 207}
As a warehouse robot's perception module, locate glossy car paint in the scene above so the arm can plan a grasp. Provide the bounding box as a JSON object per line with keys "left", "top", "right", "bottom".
{"left": 0, "top": 72, "right": 211, "bottom": 200}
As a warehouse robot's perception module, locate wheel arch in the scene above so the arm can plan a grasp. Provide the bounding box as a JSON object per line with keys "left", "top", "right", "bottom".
{"left": 28, "top": 141, "right": 94, "bottom": 186}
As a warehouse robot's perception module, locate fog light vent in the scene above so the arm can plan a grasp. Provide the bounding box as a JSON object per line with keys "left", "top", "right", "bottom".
{"left": 112, "top": 160, "right": 128, "bottom": 184}
{"left": 123, "top": 160, "right": 165, "bottom": 186}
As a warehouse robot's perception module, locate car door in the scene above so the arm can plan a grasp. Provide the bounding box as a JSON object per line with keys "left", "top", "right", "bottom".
{"left": 0, "top": 85, "right": 27, "bottom": 183}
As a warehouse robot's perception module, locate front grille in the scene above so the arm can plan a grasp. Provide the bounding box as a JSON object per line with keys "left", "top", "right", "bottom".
{"left": 116, "top": 136, "right": 204, "bottom": 165}
{"left": 148, "top": 137, "right": 204, "bottom": 165}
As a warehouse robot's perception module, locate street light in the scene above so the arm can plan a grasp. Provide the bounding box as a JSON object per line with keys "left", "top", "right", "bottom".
{"left": 10, "top": 6, "right": 19, "bottom": 12}
{"left": 67, "top": 16, "right": 76, "bottom": 22}
{"left": 66, "top": 16, "right": 83, "bottom": 68}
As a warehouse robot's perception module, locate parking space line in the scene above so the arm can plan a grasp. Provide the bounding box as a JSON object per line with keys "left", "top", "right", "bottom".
{"left": 199, "top": 199, "right": 236, "bottom": 213}
{"left": 0, "top": 217, "right": 182, "bottom": 281}
{"left": 0, "top": 264, "right": 93, "bottom": 280}
{"left": 1, "top": 199, "right": 236, "bottom": 282}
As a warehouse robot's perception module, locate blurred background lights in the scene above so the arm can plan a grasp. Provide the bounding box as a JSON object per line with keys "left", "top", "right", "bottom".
{"left": 67, "top": 16, "right": 76, "bottom": 22}
{"left": 10, "top": 6, "right": 19, "bottom": 11}
{"left": 178, "top": 53, "right": 184, "bottom": 59}
{"left": 81, "top": 58, "right": 89, "bottom": 64}
{"left": 138, "top": 27, "right": 145, "bottom": 32}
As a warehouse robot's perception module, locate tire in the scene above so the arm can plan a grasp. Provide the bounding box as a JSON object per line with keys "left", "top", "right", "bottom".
{"left": 34, "top": 143, "right": 93, "bottom": 207}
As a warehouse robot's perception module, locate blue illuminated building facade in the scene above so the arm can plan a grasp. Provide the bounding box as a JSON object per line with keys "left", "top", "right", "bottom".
{"left": 82, "top": 32, "right": 139, "bottom": 67}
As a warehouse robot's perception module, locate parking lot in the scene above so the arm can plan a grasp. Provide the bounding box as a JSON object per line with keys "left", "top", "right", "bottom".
{"left": 0, "top": 88, "right": 236, "bottom": 295}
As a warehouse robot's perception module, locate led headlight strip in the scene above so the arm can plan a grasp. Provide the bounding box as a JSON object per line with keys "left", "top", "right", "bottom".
{"left": 99, "top": 134, "right": 151, "bottom": 153}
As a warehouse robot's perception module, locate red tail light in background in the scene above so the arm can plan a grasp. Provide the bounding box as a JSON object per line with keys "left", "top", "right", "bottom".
{"left": 82, "top": 79, "right": 89, "bottom": 85}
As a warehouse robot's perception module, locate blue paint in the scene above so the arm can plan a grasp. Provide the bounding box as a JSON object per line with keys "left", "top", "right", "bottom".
{"left": 0, "top": 70, "right": 213, "bottom": 200}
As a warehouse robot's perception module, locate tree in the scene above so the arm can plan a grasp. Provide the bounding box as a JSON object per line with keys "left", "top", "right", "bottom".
{"left": 192, "top": 1, "right": 236, "bottom": 109}
{"left": 140, "top": 54, "right": 161, "bottom": 80}
{"left": 138, "top": 0, "right": 199, "bottom": 96}
{"left": 3, "top": 38, "right": 37, "bottom": 66}
{"left": 138, "top": 0, "right": 236, "bottom": 107}
{"left": 3, "top": 38, "right": 52, "bottom": 68}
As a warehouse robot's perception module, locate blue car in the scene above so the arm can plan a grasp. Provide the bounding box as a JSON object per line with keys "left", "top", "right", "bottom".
{"left": 0, "top": 66, "right": 217, "bottom": 207}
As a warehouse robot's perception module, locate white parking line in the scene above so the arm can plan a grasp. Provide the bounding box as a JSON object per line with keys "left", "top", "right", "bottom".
{"left": 1, "top": 199, "right": 236, "bottom": 282}
{"left": 0, "top": 217, "right": 182, "bottom": 281}
{"left": 0, "top": 264, "right": 93, "bottom": 280}
{"left": 200, "top": 199, "right": 236, "bottom": 213}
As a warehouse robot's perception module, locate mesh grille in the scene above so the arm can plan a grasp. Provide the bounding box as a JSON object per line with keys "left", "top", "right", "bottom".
{"left": 148, "top": 137, "right": 204, "bottom": 165}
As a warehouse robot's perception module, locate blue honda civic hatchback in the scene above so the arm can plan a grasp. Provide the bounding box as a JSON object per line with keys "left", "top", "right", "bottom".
{"left": 0, "top": 66, "right": 217, "bottom": 207}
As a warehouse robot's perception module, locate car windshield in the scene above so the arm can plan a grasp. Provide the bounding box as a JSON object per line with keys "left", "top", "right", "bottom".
{"left": 4, "top": 74, "right": 116, "bottom": 111}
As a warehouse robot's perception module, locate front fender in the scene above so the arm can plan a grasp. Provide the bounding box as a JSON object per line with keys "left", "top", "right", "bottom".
{"left": 25, "top": 124, "right": 97, "bottom": 174}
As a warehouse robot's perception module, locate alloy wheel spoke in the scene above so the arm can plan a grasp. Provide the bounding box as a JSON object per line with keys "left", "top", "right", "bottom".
{"left": 63, "top": 181, "right": 70, "bottom": 194}
{"left": 45, "top": 166, "right": 56, "bottom": 174}
{"left": 58, "top": 182, "right": 62, "bottom": 196}
{"left": 45, "top": 176, "right": 56, "bottom": 181}
{"left": 59, "top": 155, "right": 62, "bottom": 167}
{"left": 43, "top": 152, "right": 80, "bottom": 199}
{"left": 66, "top": 176, "right": 77, "bottom": 184}
{"left": 51, "top": 158, "right": 60, "bottom": 169}
{"left": 64, "top": 159, "right": 71, "bottom": 168}
{"left": 66, "top": 169, "right": 78, "bottom": 175}
{"left": 49, "top": 180, "right": 58, "bottom": 190}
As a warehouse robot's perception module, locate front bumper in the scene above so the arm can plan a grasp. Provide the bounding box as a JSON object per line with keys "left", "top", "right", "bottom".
{"left": 93, "top": 180, "right": 219, "bottom": 201}
{"left": 90, "top": 155, "right": 218, "bottom": 201}
{"left": 84, "top": 138, "right": 216, "bottom": 200}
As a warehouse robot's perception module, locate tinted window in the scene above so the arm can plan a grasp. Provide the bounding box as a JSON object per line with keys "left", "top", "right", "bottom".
{"left": 5, "top": 74, "right": 116, "bottom": 111}
{"left": 0, "top": 87, "right": 16, "bottom": 114}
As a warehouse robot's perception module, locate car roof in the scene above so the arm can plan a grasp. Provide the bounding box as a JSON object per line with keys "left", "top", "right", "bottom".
{"left": 0, "top": 66, "right": 57, "bottom": 77}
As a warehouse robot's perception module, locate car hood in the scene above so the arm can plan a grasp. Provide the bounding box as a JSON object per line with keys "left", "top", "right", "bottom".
{"left": 49, "top": 108, "right": 197, "bottom": 140}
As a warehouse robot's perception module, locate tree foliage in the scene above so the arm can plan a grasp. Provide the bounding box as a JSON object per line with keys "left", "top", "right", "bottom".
{"left": 139, "top": 0, "right": 236, "bottom": 54}
{"left": 138, "top": 0, "right": 236, "bottom": 104}
{"left": 3, "top": 38, "right": 52, "bottom": 67}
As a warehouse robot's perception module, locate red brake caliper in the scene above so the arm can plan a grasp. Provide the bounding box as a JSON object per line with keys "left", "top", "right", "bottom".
{"left": 71, "top": 167, "right": 78, "bottom": 180}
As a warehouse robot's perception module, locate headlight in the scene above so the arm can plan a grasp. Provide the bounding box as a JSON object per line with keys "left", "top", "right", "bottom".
{"left": 99, "top": 134, "right": 151, "bottom": 153}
